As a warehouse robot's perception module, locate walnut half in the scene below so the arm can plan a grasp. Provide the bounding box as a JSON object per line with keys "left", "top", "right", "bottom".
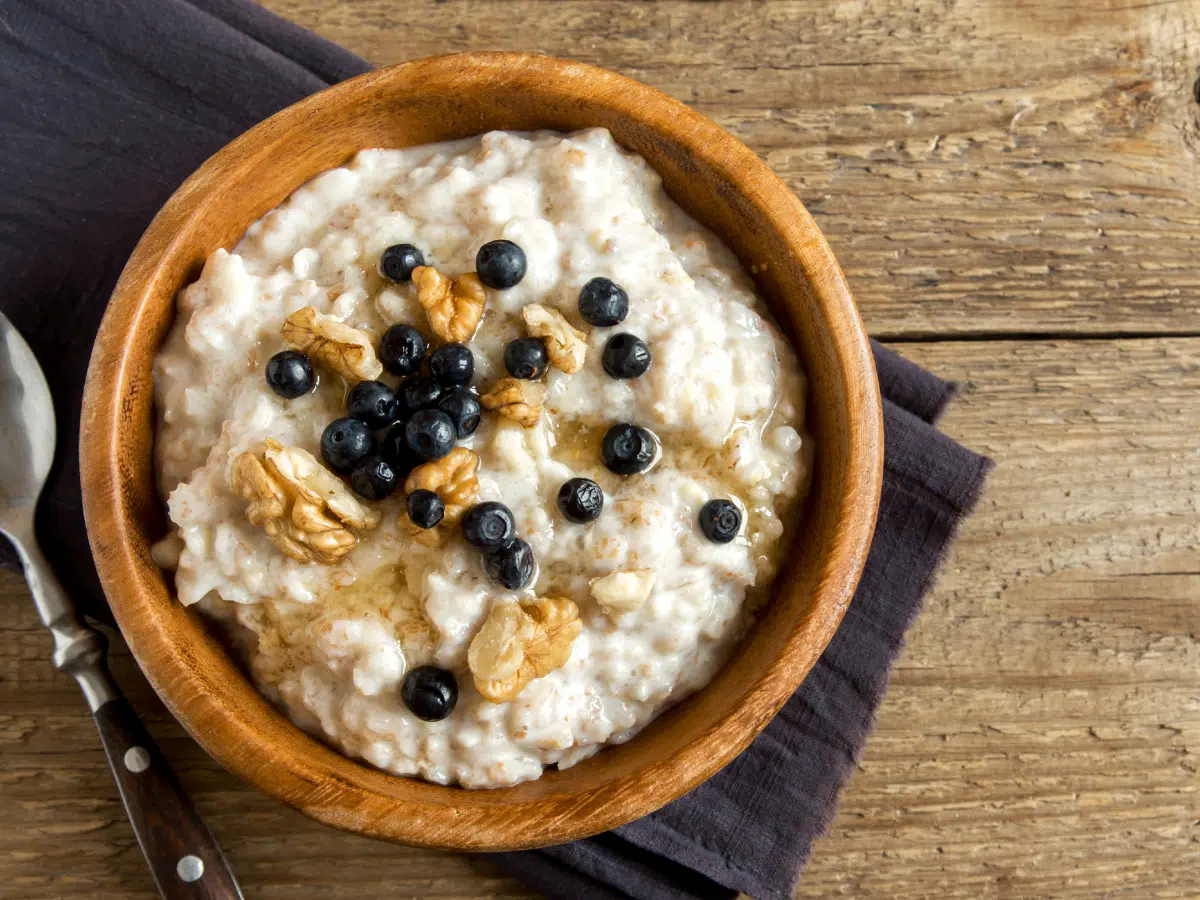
{"left": 281, "top": 306, "right": 382, "bottom": 382}
{"left": 413, "top": 266, "right": 486, "bottom": 343}
{"left": 401, "top": 447, "right": 480, "bottom": 547}
{"left": 480, "top": 377, "right": 546, "bottom": 428}
{"left": 469, "top": 597, "right": 581, "bottom": 703}
{"left": 230, "top": 440, "right": 380, "bottom": 564}
{"left": 523, "top": 303, "right": 587, "bottom": 374}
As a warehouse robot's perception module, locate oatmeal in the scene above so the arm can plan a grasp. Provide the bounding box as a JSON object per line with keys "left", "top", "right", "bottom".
{"left": 153, "top": 128, "right": 811, "bottom": 788}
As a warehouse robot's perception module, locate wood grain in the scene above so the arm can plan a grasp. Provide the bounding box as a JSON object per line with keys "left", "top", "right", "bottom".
{"left": 263, "top": 0, "right": 1200, "bottom": 339}
{"left": 77, "top": 53, "right": 881, "bottom": 851}
{"left": 8, "top": 0, "right": 1200, "bottom": 896}
{"left": 7, "top": 338, "right": 1199, "bottom": 897}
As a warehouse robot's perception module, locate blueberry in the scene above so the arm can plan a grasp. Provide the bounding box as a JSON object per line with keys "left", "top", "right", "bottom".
{"left": 398, "top": 376, "right": 444, "bottom": 417}
{"left": 265, "top": 350, "right": 315, "bottom": 399}
{"left": 320, "top": 417, "right": 375, "bottom": 474}
{"left": 437, "top": 388, "right": 481, "bottom": 439}
{"left": 601, "top": 423, "right": 657, "bottom": 475}
{"left": 405, "top": 409, "right": 456, "bottom": 461}
{"left": 484, "top": 538, "right": 535, "bottom": 591}
{"left": 428, "top": 342, "right": 474, "bottom": 387}
{"left": 379, "top": 422, "right": 420, "bottom": 476}
{"left": 407, "top": 489, "right": 445, "bottom": 529}
{"left": 503, "top": 338, "right": 549, "bottom": 380}
{"left": 699, "top": 499, "right": 742, "bottom": 544}
{"left": 578, "top": 277, "right": 629, "bottom": 327}
{"left": 379, "top": 243, "right": 425, "bottom": 283}
{"left": 601, "top": 333, "right": 651, "bottom": 379}
{"left": 380, "top": 324, "right": 426, "bottom": 376}
{"left": 557, "top": 478, "right": 603, "bottom": 523}
{"left": 462, "top": 501, "right": 516, "bottom": 551}
{"left": 346, "top": 380, "right": 399, "bottom": 429}
{"left": 349, "top": 455, "right": 397, "bottom": 500}
{"left": 401, "top": 666, "right": 457, "bottom": 721}
{"left": 475, "top": 240, "right": 526, "bottom": 289}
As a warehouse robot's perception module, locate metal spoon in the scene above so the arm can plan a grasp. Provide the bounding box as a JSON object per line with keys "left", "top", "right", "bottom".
{"left": 0, "top": 311, "right": 242, "bottom": 900}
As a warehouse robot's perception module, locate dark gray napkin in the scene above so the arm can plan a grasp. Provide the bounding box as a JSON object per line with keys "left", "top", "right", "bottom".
{"left": 0, "top": 3, "right": 992, "bottom": 899}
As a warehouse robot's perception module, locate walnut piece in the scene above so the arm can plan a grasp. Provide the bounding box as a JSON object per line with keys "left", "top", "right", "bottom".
{"left": 412, "top": 266, "right": 486, "bottom": 343}
{"left": 590, "top": 569, "right": 656, "bottom": 614}
{"left": 281, "top": 306, "right": 382, "bottom": 382}
{"left": 522, "top": 303, "right": 587, "bottom": 374}
{"left": 230, "top": 440, "right": 379, "bottom": 564}
{"left": 480, "top": 377, "right": 546, "bottom": 428}
{"left": 263, "top": 441, "right": 381, "bottom": 531}
{"left": 401, "top": 448, "right": 480, "bottom": 548}
{"left": 470, "top": 597, "right": 581, "bottom": 703}
{"left": 468, "top": 602, "right": 536, "bottom": 681}
{"left": 231, "top": 451, "right": 286, "bottom": 524}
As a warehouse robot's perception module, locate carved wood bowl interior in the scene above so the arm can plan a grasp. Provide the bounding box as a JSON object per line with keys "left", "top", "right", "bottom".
{"left": 79, "top": 53, "right": 882, "bottom": 852}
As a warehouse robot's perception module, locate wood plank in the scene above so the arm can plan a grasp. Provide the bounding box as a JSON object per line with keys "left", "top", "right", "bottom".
{"left": 258, "top": 0, "right": 1200, "bottom": 338}
{"left": 3, "top": 337, "right": 1198, "bottom": 897}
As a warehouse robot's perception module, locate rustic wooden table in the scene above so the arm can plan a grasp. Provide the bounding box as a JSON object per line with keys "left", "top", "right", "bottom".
{"left": 3, "top": 1, "right": 1199, "bottom": 897}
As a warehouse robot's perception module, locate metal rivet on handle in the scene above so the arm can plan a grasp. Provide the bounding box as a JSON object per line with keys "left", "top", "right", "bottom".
{"left": 176, "top": 855, "right": 204, "bottom": 883}
{"left": 123, "top": 746, "right": 150, "bottom": 773}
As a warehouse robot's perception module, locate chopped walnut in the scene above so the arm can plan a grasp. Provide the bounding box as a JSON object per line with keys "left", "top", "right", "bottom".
{"left": 523, "top": 596, "right": 582, "bottom": 675}
{"left": 480, "top": 377, "right": 546, "bottom": 428}
{"left": 522, "top": 303, "right": 587, "bottom": 374}
{"left": 263, "top": 441, "right": 381, "bottom": 531}
{"left": 590, "top": 569, "right": 656, "bottom": 614}
{"left": 231, "top": 451, "right": 286, "bottom": 524}
{"left": 468, "top": 602, "right": 536, "bottom": 681}
{"left": 281, "top": 306, "right": 382, "bottom": 382}
{"left": 470, "top": 597, "right": 581, "bottom": 703}
{"left": 401, "top": 448, "right": 480, "bottom": 547}
{"left": 230, "top": 441, "right": 379, "bottom": 565}
{"left": 412, "top": 265, "right": 486, "bottom": 343}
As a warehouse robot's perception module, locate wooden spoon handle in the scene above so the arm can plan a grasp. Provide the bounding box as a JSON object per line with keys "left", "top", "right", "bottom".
{"left": 92, "top": 695, "right": 244, "bottom": 899}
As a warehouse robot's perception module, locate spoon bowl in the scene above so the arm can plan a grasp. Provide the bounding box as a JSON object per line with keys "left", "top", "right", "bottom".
{"left": 0, "top": 313, "right": 56, "bottom": 520}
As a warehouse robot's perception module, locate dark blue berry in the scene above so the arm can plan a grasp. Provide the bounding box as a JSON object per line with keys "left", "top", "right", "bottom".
{"left": 557, "top": 478, "right": 604, "bottom": 523}
{"left": 265, "top": 350, "right": 315, "bottom": 399}
{"left": 321, "top": 417, "right": 375, "bottom": 474}
{"left": 407, "top": 489, "right": 445, "bottom": 529}
{"left": 380, "top": 324, "right": 426, "bottom": 376}
{"left": 379, "top": 243, "right": 425, "bottom": 283}
{"left": 349, "top": 455, "right": 397, "bottom": 500}
{"left": 699, "top": 499, "right": 742, "bottom": 544}
{"left": 484, "top": 538, "right": 535, "bottom": 591}
{"left": 475, "top": 240, "right": 526, "bottom": 289}
{"left": 380, "top": 422, "right": 420, "bottom": 476}
{"left": 578, "top": 277, "right": 629, "bottom": 327}
{"left": 462, "top": 502, "right": 516, "bottom": 551}
{"left": 503, "top": 338, "right": 549, "bottom": 380}
{"left": 401, "top": 666, "right": 457, "bottom": 721}
{"left": 428, "top": 343, "right": 474, "bottom": 387}
{"left": 399, "top": 376, "right": 444, "bottom": 417}
{"left": 346, "top": 380, "right": 399, "bottom": 429}
{"left": 601, "top": 333, "right": 651, "bottom": 379}
{"left": 405, "top": 409, "right": 456, "bottom": 461}
{"left": 437, "top": 388, "right": 481, "bottom": 439}
{"left": 601, "top": 423, "right": 657, "bottom": 475}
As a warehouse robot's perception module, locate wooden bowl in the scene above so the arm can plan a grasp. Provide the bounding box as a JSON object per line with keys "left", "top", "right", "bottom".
{"left": 80, "top": 53, "right": 882, "bottom": 851}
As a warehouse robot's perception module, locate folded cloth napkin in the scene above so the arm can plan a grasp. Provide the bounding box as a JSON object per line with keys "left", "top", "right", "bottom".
{"left": 0, "top": 3, "right": 992, "bottom": 898}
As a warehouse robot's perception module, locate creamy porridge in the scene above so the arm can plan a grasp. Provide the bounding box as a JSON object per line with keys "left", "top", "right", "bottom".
{"left": 152, "top": 128, "right": 811, "bottom": 788}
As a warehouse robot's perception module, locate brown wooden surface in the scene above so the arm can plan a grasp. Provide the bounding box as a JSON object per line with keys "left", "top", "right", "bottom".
{"left": 4, "top": 0, "right": 1199, "bottom": 897}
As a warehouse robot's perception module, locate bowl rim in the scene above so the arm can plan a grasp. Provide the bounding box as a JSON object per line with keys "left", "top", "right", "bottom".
{"left": 80, "top": 52, "right": 882, "bottom": 850}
